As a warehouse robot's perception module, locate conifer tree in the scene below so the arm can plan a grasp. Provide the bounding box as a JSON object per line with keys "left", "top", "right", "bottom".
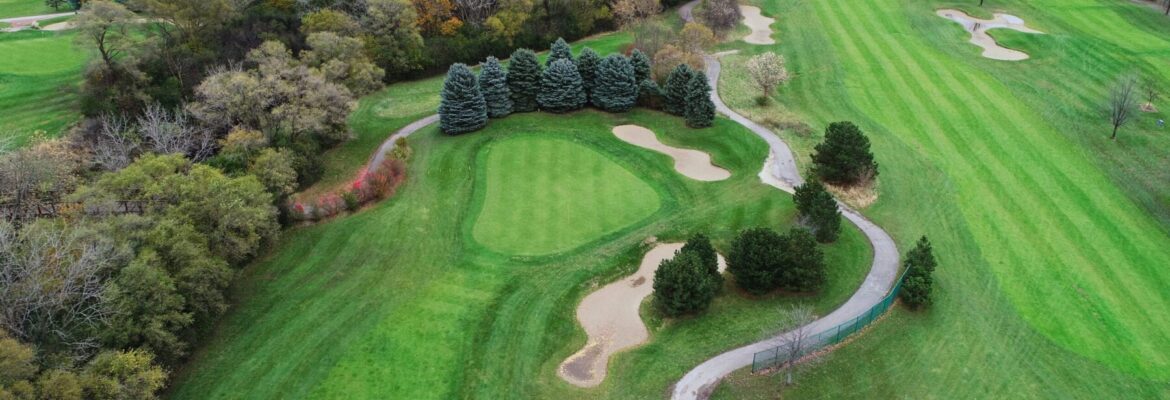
{"left": 685, "top": 73, "right": 715, "bottom": 128}
{"left": 537, "top": 59, "right": 587, "bottom": 113}
{"left": 637, "top": 79, "right": 664, "bottom": 110}
{"left": 547, "top": 37, "right": 573, "bottom": 66}
{"left": 507, "top": 48, "right": 542, "bottom": 112}
{"left": 812, "top": 121, "right": 880, "bottom": 186}
{"left": 727, "top": 227, "right": 785, "bottom": 295}
{"left": 478, "top": 57, "right": 512, "bottom": 118}
{"left": 777, "top": 228, "right": 826, "bottom": 292}
{"left": 439, "top": 63, "right": 487, "bottom": 135}
{"left": 630, "top": 48, "right": 652, "bottom": 82}
{"left": 682, "top": 233, "right": 721, "bottom": 283}
{"left": 900, "top": 236, "right": 938, "bottom": 308}
{"left": 576, "top": 47, "right": 601, "bottom": 100}
{"left": 664, "top": 64, "right": 696, "bottom": 115}
{"left": 592, "top": 54, "right": 638, "bottom": 112}
{"left": 793, "top": 181, "right": 841, "bottom": 243}
{"left": 654, "top": 251, "right": 720, "bottom": 317}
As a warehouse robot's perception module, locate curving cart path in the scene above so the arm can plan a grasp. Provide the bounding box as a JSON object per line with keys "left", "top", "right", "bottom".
{"left": 670, "top": 3, "right": 901, "bottom": 399}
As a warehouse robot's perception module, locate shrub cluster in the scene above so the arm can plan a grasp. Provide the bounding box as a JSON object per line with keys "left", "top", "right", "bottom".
{"left": 654, "top": 235, "right": 724, "bottom": 317}
{"left": 727, "top": 227, "right": 826, "bottom": 295}
{"left": 290, "top": 142, "right": 411, "bottom": 222}
{"left": 438, "top": 38, "right": 716, "bottom": 135}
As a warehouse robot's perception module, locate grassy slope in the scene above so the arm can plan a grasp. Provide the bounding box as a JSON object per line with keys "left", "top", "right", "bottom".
{"left": 169, "top": 109, "right": 872, "bottom": 399}
{"left": 713, "top": 0, "right": 1170, "bottom": 397}
{"left": 472, "top": 136, "right": 662, "bottom": 256}
{"left": 0, "top": 30, "right": 83, "bottom": 145}
{"left": 0, "top": 0, "right": 56, "bottom": 19}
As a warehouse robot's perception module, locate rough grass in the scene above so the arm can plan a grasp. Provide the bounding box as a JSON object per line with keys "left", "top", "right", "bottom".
{"left": 471, "top": 135, "right": 662, "bottom": 256}
{"left": 0, "top": 30, "right": 84, "bottom": 145}
{"left": 712, "top": 0, "right": 1170, "bottom": 397}
{"left": 168, "top": 109, "right": 872, "bottom": 399}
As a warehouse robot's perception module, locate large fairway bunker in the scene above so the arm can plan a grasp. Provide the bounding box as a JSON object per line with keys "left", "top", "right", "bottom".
{"left": 471, "top": 135, "right": 662, "bottom": 256}
{"left": 936, "top": 9, "right": 1043, "bottom": 61}
{"left": 558, "top": 242, "right": 726, "bottom": 387}
{"left": 739, "top": 5, "right": 777, "bottom": 45}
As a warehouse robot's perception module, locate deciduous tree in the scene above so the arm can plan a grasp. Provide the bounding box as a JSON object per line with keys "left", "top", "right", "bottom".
{"left": 745, "top": 51, "right": 789, "bottom": 102}
{"left": 361, "top": 0, "right": 426, "bottom": 80}
{"left": 700, "top": 0, "right": 743, "bottom": 33}
{"left": 303, "top": 32, "right": 386, "bottom": 96}
{"left": 678, "top": 22, "right": 715, "bottom": 54}
{"left": 1108, "top": 76, "right": 1138, "bottom": 140}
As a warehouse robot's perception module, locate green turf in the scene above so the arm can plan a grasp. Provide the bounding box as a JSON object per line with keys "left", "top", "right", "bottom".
{"left": 0, "top": 30, "right": 84, "bottom": 145}
{"left": 711, "top": 0, "right": 1170, "bottom": 397}
{"left": 168, "top": 109, "right": 872, "bottom": 399}
{"left": 0, "top": 0, "right": 61, "bottom": 19}
{"left": 471, "top": 136, "right": 662, "bottom": 256}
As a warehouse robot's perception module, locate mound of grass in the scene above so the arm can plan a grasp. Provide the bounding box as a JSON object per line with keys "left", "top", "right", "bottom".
{"left": 0, "top": 30, "right": 83, "bottom": 145}
{"left": 169, "top": 109, "right": 872, "bottom": 399}
{"left": 472, "top": 136, "right": 662, "bottom": 256}
{"left": 712, "top": 0, "right": 1170, "bottom": 397}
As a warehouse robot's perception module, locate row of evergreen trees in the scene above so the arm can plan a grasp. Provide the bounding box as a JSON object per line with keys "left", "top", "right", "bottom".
{"left": 439, "top": 38, "right": 716, "bottom": 135}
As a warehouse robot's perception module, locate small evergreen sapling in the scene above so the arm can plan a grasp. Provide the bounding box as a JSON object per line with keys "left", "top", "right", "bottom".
{"left": 664, "top": 64, "right": 696, "bottom": 116}
{"left": 685, "top": 73, "right": 715, "bottom": 128}
{"left": 478, "top": 57, "right": 513, "bottom": 118}
{"left": 899, "top": 236, "right": 938, "bottom": 309}
{"left": 576, "top": 47, "right": 601, "bottom": 100}
{"left": 438, "top": 63, "right": 487, "bottom": 135}
{"left": 547, "top": 37, "right": 574, "bottom": 66}
{"left": 537, "top": 59, "right": 587, "bottom": 113}
{"left": 507, "top": 49, "right": 542, "bottom": 112}
{"left": 793, "top": 181, "right": 841, "bottom": 243}
{"left": 592, "top": 54, "right": 639, "bottom": 112}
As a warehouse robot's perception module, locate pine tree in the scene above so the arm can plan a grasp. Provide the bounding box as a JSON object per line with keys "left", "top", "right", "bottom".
{"left": 727, "top": 227, "right": 785, "bottom": 295}
{"left": 630, "top": 48, "right": 652, "bottom": 82}
{"left": 812, "top": 121, "right": 880, "bottom": 186}
{"left": 547, "top": 37, "right": 573, "bottom": 66}
{"left": 653, "top": 251, "right": 720, "bottom": 317}
{"left": 900, "top": 236, "right": 938, "bottom": 309}
{"left": 576, "top": 47, "right": 601, "bottom": 100}
{"left": 637, "top": 79, "right": 664, "bottom": 110}
{"left": 777, "top": 228, "right": 826, "bottom": 292}
{"left": 681, "top": 233, "right": 721, "bottom": 285}
{"left": 478, "top": 57, "right": 512, "bottom": 118}
{"left": 664, "top": 64, "right": 696, "bottom": 116}
{"left": 793, "top": 181, "right": 841, "bottom": 243}
{"left": 439, "top": 63, "right": 487, "bottom": 135}
{"left": 537, "top": 59, "right": 587, "bottom": 113}
{"left": 685, "top": 73, "right": 715, "bottom": 128}
{"left": 507, "top": 48, "right": 542, "bottom": 112}
{"left": 591, "top": 54, "right": 638, "bottom": 112}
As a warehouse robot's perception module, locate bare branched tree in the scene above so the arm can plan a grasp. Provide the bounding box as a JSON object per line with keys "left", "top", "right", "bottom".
{"left": 0, "top": 221, "right": 121, "bottom": 358}
{"left": 612, "top": 0, "right": 662, "bottom": 28}
{"left": 137, "top": 104, "right": 216, "bottom": 161}
{"left": 778, "top": 304, "right": 815, "bottom": 386}
{"left": 90, "top": 114, "right": 141, "bottom": 171}
{"left": 454, "top": 0, "right": 496, "bottom": 24}
{"left": 1108, "top": 76, "right": 1138, "bottom": 140}
{"left": 1142, "top": 78, "right": 1159, "bottom": 112}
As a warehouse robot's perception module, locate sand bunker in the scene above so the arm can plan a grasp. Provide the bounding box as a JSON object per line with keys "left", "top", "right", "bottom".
{"left": 612, "top": 125, "right": 731, "bottom": 181}
{"left": 739, "top": 5, "right": 776, "bottom": 45}
{"left": 936, "top": 9, "right": 1043, "bottom": 61}
{"left": 558, "top": 242, "right": 727, "bottom": 387}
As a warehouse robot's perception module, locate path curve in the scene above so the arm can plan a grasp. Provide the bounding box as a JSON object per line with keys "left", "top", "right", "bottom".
{"left": 1, "top": 12, "right": 74, "bottom": 32}
{"left": 671, "top": 3, "right": 901, "bottom": 399}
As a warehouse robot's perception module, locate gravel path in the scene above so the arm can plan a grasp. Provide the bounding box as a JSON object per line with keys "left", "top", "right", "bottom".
{"left": 670, "top": 3, "right": 901, "bottom": 399}
{"left": 1, "top": 12, "right": 74, "bottom": 32}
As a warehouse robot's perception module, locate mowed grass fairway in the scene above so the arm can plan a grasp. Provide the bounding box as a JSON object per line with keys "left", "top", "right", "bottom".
{"left": 169, "top": 110, "right": 872, "bottom": 399}
{"left": 0, "top": 30, "right": 84, "bottom": 145}
{"left": 0, "top": 0, "right": 56, "bottom": 19}
{"left": 712, "top": 0, "right": 1170, "bottom": 397}
{"left": 473, "top": 136, "right": 662, "bottom": 256}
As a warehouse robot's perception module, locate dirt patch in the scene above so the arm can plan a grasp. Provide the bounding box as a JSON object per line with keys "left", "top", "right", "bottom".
{"left": 612, "top": 125, "right": 731, "bottom": 182}
{"left": 825, "top": 180, "right": 878, "bottom": 210}
{"left": 739, "top": 5, "right": 776, "bottom": 45}
{"left": 936, "top": 9, "right": 1043, "bottom": 61}
{"left": 40, "top": 21, "right": 75, "bottom": 31}
{"left": 558, "top": 243, "right": 727, "bottom": 387}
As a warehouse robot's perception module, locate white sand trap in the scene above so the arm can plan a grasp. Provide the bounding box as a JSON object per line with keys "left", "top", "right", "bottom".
{"left": 558, "top": 242, "right": 727, "bottom": 387}
{"left": 739, "top": 5, "right": 776, "bottom": 45}
{"left": 936, "top": 9, "right": 1043, "bottom": 61}
{"left": 612, "top": 125, "right": 730, "bottom": 181}
{"left": 40, "top": 21, "right": 75, "bottom": 31}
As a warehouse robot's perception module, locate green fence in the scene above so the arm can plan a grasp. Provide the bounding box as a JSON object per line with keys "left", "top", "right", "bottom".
{"left": 750, "top": 269, "right": 908, "bottom": 372}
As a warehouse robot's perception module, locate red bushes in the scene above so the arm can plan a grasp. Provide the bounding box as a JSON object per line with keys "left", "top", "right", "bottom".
{"left": 289, "top": 157, "right": 408, "bottom": 222}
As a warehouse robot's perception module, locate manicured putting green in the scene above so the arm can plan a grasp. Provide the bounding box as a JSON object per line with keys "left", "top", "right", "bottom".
{"left": 472, "top": 136, "right": 662, "bottom": 256}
